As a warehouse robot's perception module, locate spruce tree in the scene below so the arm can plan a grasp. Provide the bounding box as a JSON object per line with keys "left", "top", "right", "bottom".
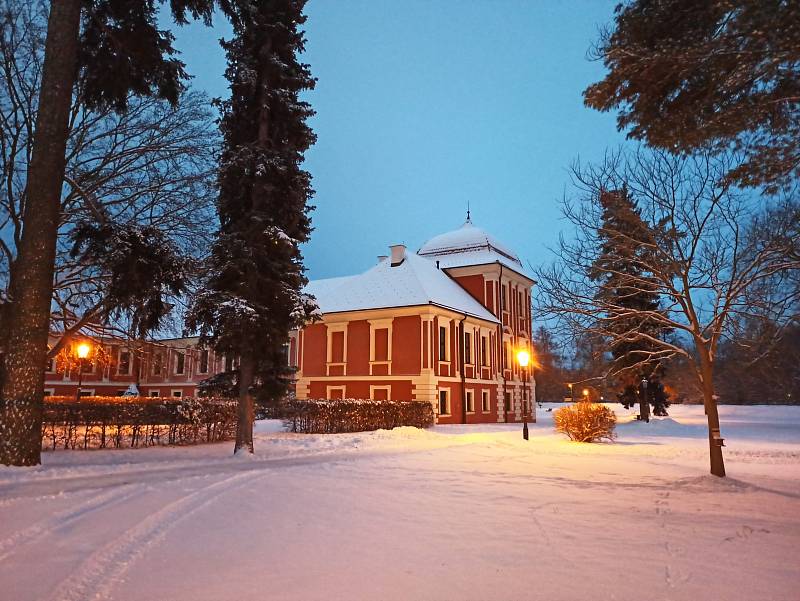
{"left": 590, "top": 188, "right": 670, "bottom": 417}
{"left": 187, "top": 0, "right": 318, "bottom": 455}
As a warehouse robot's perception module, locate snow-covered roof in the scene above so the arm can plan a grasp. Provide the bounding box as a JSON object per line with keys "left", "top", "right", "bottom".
{"left": 305, "top": 252, "right": 498, "bottom": 323}
{"left": 417, "top": 221, "right": 531, "bottom": 277}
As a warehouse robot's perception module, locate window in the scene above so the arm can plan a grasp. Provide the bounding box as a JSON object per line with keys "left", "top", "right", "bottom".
{"left": 465, "top": 390, "right": 474, "bottom": 413}
{"left": 46, "top": 357, "right": 55, "bottom": 373}
{"left": 504, "top": 392, "right": 511, "bottom": 411}
{"left": 116, "top": 389, "right": 127, "bottom": 396}
{"left": 502, "top": 284, "right": 508, "bottom": 311}
{"left": 225, "top": 354, "right": 236, "bottom": 372}
{"left": 330, "top": 331, "right": 345, "bottom": 363}
{"left": 118, "top": 350, "right": 131, "bottom": 375}
{"left": 463, "top": 332, "right": 472, "bottom": 364}
{"left": 370, "top": 386, "right": 390, "bottom": 401}
{"left": 199, "top": 349, "right": 209, "bottom": 374}
{"left": 481, "top": 335, "right": 488, "bottom": 367}
{"left": 327, "top": 386, "right": 345, "bottom": 400}
{"left": 503, "top": 341, "right": 509, "bottom": 369}
{"left": 44, "top": 388, "right": 55, "bottom": 397}
{"left": 438, "top": 389, "right": 450, "bottom": 415}
{"left": 149, "top": 390, "right": 161, "bottom": 397}
{"left": 373, "top": 328, "right": 389, "bottom": 361}
{"left": 171, "top": 389, "right": 183, "bottom": 398}
{"left": 174, "top": 351, "right": 185, "bottom": 375}
{"left": 439, "top": 325, "right": 448, "bottom": 361}
{"left": 482, "top": 390, "right": 490, "bottom": 412}
{"left": 80, "top": 389, "right": 94, "bottom": 398}
{"left": 152, "top": 352, "right": 163, "bottom": 376}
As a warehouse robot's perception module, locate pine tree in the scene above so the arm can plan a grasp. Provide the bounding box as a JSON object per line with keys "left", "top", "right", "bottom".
{"left": 590, "top": 188, "right": 670, "bottom": 418}
{"left": 0, "top": 0, "right": 217, "bottom": 466}
{"left": 187, "top": 0, "right": 318, "bottom": 455}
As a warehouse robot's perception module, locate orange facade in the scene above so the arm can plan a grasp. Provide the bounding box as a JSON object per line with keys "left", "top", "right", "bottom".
{"left": 294, "top": 223, "right": 536, "bottom": 425}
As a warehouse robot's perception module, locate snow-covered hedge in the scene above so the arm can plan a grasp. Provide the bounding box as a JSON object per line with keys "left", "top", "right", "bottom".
{"left": 285, "top": 399, "right": 434, "bottom": 434}
{"left": 554, "top": 401, "right": 617, "bottom": 442}
{"left": 42, "top": 396, "right": 237, "bottom": 450}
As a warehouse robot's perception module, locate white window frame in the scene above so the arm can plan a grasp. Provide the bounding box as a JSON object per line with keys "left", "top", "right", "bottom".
{"left": 438, "top": 389, "right": 450, "bottom": 416}
{"left": 369, "top": 318, "right": 393, "bottom": 375}
{"left": 465, "top": 389, "right": 475, "bottom": 414}
{"left": 480, "top": 334, "right": 489, "bottom": 367}
{"left": 148, "top": 389, "right": 161, "bottom": 397}
{"left": 326, "top": 385, "right": 346, "bottom": 399}
{"left": 438, "top": 320, "right": 451, "bottom": 363}
{"left": 79, "top": 388, "right": 95, "bottom": 398}
{"left": 198, "top": 349, "right": 210, "bottom": 374}
{"left": 370, "top": 385, "right": 391, "bottom": 401}
{"left": 151, "top": 352, "right": 164, "bottom": 376}
{"left": 117, "top": 348, "right": 132, "bottom": 376}
{"left": 45, "top": 357, "right": 56, "bottom": 374}
{"left": 463, "top": 331, "right": 473, "bottom": 365}
{"left": 326, "top": 323, "right": 348, "bottom": 376}
{"left": 171, "top": 389, "right": 183, "bottom": 398}
{"left": 43, "top": 388, "right": 55, "bottom": 397}
{"left": 482, "top": 390, "right": 490, "bottom": 412}
{"left": 174, "top": 351, "right": 186, "bottom": 376}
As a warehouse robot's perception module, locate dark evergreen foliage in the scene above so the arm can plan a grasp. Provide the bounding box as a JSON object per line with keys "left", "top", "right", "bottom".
{"left": 585, "top": 0, "right": 800, "bottom": 193}
{"left": 69, "top": 221, "right": 189, "bottom": 337}
{"left": 78, "top": 0, "right": 217, "bottom": 111}
{"left": 187, "top": 0, "right": 318, "bottom": 453}
{"left": 590, "top": 188, "right": 670, "bottom": 415}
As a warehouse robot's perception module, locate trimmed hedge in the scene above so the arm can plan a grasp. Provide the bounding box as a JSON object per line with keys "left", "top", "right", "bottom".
{"left": 284, "top": 399, "right": 434, "bottom": 434}
{"left": 42, "top": 396, "right": 237, "bottom": 450}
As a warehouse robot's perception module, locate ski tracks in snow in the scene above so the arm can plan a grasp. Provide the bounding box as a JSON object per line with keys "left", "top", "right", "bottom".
{"left": 40, "top": 470, "right": 266, "bottom": 601}
{"left": 0, "top": 485, "right": 145, "bottom": 563}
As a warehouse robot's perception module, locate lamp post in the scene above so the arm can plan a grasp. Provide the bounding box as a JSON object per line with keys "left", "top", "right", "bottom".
{"left": 582, "top": 388, "right": 590, "bottom": 401}
{"left": 568, "top": 383, "right": 574, "bottom": 402}
{"left": 74, "top": 342, "right": 91, "bottom": 401}
{"left": 516, "top": 349, "right": 530, "bottom": 440}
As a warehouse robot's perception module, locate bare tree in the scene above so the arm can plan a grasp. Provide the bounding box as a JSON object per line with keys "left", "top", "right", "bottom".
{"left": 0, "top": 0, "right": 218, "bottom": 359}
{"left": 535, "top": 147, "right": 800, "bottom": 477}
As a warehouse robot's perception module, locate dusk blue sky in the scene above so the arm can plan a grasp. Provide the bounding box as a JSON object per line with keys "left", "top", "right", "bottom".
{"left": 170, "top": 1, "right": 626, "bottom": 281}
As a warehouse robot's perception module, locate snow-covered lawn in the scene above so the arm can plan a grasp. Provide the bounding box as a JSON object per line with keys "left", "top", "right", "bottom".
{"left": 1, "top": 404, "right": 799, "bottom": 601}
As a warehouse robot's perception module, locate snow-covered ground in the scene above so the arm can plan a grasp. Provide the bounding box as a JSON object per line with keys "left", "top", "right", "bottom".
{"left": 1, "top": 404, "right": 799, "bottom": 601}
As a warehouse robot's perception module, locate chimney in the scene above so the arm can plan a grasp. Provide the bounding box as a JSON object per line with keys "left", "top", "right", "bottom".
{"left": 377, "top": 255, "right": 388, "bottom": 264}
{"left": 389, "top": 244, "right": 406, "bottom": 266}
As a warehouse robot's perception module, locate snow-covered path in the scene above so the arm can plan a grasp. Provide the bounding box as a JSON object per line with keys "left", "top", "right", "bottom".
{"left": 1, "top": 405, "right": 799, "bottom": 601}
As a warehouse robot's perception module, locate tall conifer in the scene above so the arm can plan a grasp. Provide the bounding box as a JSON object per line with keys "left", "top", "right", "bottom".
{"left": 187, "top": 0, "right": 317, "bottom": 454}
{"left": 591, "top": 189, "right": 670, "bottom": 416}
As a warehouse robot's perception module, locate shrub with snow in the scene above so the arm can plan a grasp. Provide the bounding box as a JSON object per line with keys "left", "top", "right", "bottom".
{"left": 554, "top": 401, "right": 617, "bottom": 442}
{"left": 285, "top": 399, "right": 434, "bottom": 434}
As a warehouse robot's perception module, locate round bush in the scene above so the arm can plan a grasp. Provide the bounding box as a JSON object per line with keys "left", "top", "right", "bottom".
{"left": 554, "top": 401, "right": 617, "bottom": 442}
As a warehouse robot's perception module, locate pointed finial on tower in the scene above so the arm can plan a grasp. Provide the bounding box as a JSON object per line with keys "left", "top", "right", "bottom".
{"left": 466, "top": 200, "right": 472, "bottom": 224}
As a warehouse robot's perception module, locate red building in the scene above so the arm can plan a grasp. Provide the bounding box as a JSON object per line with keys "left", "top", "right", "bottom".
{"left": 292, "top": 219, "right": 536, "bottom": 424}
{"left": 44, "top": 336, "right": 225, "bottom": 399}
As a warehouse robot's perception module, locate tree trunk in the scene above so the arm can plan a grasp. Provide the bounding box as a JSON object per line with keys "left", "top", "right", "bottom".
{"left": 0, "top": 0, "right": 82, "bottom": 467}
{"left": 639, "top": 379, "right": 650, "bottom": 423}
{"left": 234, "top": 355, "right": 255, "bottom": 455}
{"left": 697, "top": 344, "right": 726, "bottom": 477}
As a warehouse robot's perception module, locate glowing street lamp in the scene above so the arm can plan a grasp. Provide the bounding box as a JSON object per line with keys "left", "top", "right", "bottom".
{"left": 582, "top": 388, "right": 590, "bottom": 400}
{"left": 568, "top": 382, "right": 575, "bottom": 402}
{"left": 74, "top": 341, "right": 92, "bottom": 401}
{"left": 516, "top": 349, "right": 530, "bottom": 441}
